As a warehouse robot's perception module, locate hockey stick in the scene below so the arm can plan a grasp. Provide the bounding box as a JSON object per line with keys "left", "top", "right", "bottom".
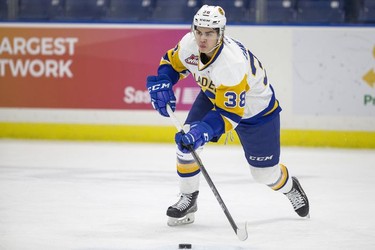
{"left": 166, "top": 105, "right": 248, "bottom": 241}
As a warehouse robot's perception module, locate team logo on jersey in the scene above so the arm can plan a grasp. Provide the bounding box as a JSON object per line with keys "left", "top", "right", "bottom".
{"left": 185, "top": 54, "right": 198, "bottom": 66}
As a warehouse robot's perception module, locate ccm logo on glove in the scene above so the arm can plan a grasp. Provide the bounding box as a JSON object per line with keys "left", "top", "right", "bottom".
{"left": 147, "top": 82, "right": 171, "bottom": 92}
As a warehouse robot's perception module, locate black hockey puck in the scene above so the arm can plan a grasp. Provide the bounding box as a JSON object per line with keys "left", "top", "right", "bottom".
{"left": 178, "top": 243, "right": 192, "bottom": 249}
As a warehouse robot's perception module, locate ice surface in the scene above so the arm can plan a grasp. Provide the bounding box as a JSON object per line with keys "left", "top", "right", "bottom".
{"left": 0, "top": 139, "right": 375, "bottom": 250}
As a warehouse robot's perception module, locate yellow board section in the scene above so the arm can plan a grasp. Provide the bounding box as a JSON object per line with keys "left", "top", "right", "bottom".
{"left": 0, "top": 122, "right": 176, "bottom": 143}
{"left": 0, "top": 122, "right": 375, "bottom": 148}
{"left": 281, "top": 130, "right": 375, "bottom": 148}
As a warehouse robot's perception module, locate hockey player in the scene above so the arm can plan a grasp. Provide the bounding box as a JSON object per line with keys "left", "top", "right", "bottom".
{"left": 146, "top": 5, "right": 309, "bottom": 226}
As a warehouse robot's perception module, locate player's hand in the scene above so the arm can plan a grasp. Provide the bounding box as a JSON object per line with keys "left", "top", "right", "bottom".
{"left": 146, "top": 74, "right": 176, "bottom": 117}
{"left": 175, "top": 122, "right": 214, "bottom": 153}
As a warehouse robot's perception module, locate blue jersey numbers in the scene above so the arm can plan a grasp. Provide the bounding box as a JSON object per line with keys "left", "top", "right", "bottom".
{"left": 224, "top": 91, "right": 246, "bottom": 108}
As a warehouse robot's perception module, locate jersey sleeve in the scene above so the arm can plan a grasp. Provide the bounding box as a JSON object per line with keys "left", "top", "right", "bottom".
{"left": 157, "top": 39, "right": 190, "bottom": 85}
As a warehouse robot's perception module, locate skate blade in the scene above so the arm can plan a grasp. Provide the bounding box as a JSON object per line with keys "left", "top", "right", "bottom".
{"left": 167, "top": 213, "right": 195, "bottom": 226}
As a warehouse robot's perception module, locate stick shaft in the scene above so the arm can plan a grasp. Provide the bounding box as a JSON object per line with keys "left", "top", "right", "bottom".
{"left": 166, "top": 106, "right": 242, "bottom": 236}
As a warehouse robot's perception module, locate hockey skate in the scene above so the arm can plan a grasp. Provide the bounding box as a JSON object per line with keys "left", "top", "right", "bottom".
{"left": 167, "top": 191, "right": 199, "bottom": 226}
{"left": 285, "top": 177, "right": 310, "bottom": 218}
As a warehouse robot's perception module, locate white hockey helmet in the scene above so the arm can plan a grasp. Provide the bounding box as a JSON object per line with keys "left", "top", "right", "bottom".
{"left": 193, "top": 5, "right": 226, "bottom": 40}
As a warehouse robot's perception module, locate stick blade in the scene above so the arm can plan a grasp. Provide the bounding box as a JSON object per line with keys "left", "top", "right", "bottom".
{"left": 236, "top": 223, "right": 248, "bottom": 241}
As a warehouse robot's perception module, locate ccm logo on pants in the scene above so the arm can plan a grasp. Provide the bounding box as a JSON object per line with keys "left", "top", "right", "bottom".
{"left": 249, "top": 155, "right": 274, "bottom": 161}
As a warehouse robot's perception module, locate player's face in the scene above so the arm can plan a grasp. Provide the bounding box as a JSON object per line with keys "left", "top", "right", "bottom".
{"left": 194, "top": 27, "right": 219, "bottom": 56}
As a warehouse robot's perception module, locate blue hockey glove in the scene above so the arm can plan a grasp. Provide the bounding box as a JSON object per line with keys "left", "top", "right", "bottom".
{"left": 175, "top": 121, "right": 214, "bottom": 153}
{"left": 146, "top": 74, "right": 176, "bottom": 117}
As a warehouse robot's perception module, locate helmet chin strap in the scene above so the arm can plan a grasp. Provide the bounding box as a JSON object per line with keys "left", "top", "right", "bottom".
{"left": 200, "top": 33, "right": 224, "bottom": 55}
{"left": 192, "top": 25, "right": 224, "bottom": 56}
{"left": 203, "top": 40, "right": 222, "bottom": 55}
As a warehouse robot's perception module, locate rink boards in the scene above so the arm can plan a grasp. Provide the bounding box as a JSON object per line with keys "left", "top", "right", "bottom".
{"left": 0, "top": 23, "right": 374, "bottom": 148}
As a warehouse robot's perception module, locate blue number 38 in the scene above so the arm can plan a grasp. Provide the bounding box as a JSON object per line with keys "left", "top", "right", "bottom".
{"left": 224, "top": 91, "right": 246, "bottom": 108}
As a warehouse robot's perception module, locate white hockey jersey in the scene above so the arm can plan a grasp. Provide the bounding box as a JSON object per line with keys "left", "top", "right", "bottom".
{"left": 159, "top": 32, "right": 280, "bottom": 133}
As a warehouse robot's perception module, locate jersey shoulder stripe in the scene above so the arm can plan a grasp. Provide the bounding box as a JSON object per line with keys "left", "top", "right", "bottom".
{"left": 160, "top": 43, "right": 189, "bottom": 80}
